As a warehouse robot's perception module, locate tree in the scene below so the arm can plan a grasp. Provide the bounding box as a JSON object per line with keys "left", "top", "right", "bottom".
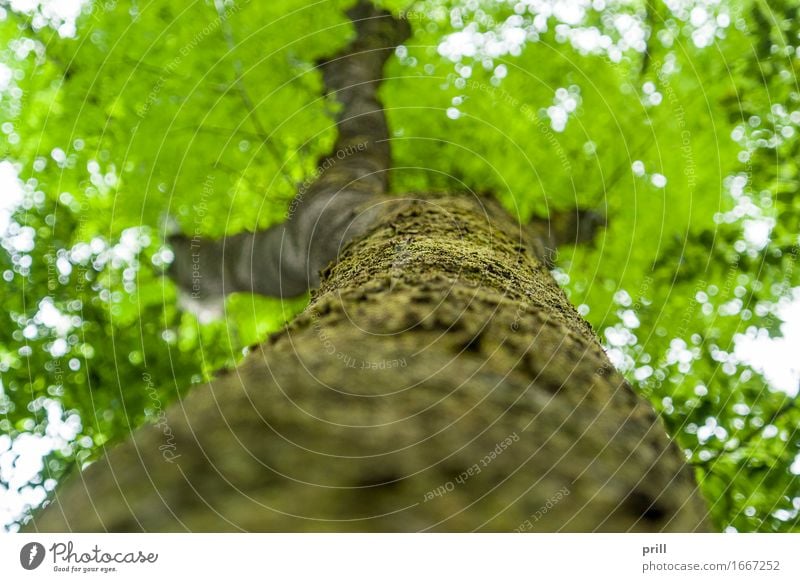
{"left": 1, "top": 0, "right": 798, "bottom": 532}
{"left": 20, "top": 1, "right": 710, "bottom": 532}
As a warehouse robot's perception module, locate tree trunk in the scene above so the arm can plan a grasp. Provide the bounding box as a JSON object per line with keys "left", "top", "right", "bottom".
{"left": 31, "top": 190, "right": 710, "bottom": 532}
{"left": 28, "top": 2, "right": 710, "bottom": 533}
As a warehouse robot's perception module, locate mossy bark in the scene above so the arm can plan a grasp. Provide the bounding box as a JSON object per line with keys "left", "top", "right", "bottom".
{"left": 32, "top": 194, "right": 710, "bottom": 532}
{"left": 29, "top": 1, "right": 709, "bottom": 533}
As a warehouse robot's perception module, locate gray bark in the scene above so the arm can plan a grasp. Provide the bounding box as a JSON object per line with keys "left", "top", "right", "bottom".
{"left": 168, "top": 2, "right": 408, "bottom": 298}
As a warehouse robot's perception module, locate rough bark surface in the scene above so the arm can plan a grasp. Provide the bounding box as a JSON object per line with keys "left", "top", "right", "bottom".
{"left": 32, "top": 192, "right": 709, "bottom": 532}
{"left": 29, "top": 1, "right": 710, "bottom": 532}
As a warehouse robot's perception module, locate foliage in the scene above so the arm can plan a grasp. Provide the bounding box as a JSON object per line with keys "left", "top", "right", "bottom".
{"left": 0, "top": 0, "right": 798, "bottom": 531}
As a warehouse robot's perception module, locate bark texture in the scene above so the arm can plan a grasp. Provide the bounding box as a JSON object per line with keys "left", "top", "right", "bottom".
{"left": 29, "top": 1, "right": 710, "bottom": 532}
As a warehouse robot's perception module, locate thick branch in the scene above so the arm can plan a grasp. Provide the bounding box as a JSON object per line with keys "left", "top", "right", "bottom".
{"left": 32, "top": 196, "right": 710, "bottom": 532}
{"left": 169, "top": 1, "right": 409, "bottom": 298}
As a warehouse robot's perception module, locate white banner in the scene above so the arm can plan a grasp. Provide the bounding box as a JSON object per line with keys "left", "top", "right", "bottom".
{"left": 3, "top": 533, "right": 798, "bottom": 581}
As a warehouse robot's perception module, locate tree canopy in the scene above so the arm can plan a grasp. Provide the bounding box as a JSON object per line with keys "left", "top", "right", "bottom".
{"left": 0, "top": 0, "right": 798, "bottom": 532}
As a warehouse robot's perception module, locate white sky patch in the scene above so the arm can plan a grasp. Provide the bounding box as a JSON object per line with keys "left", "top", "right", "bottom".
{"left": 0, "top": 62, "right": 13, "bottom": 92}
{"left": 438, "top": 18, "right": 529, "bottom": 62}
{"left": 35, "top": 297, "right": 74, "bottom": 337}
{"left": 651, "top": 173, "right": 668, "bottom": 188}
{"left": 696, "top": 416, "right": 728, "bottom": 444}
{"left": 0, "top": 400, "right": 82, "bottom": 531}
{"left": 667, "top": 337, "right": 699, "bottom": 374}
{"left": 546, "top": 85, "right": 581, "bottom": 132}
{"left": 432, "top": 0, "right": 730, "bottom": 137}
{"left": 734, "top": 288, "right": 800, "bottom": 397}
{"left": 663, "top": 0, "right": 731, "bottom": 47}
{"left": 552, "top": 0, "right": 588, "bottom": 25}
{"left": 568, "top": 26, "right": 613, "bottom": 54}
{"left": 433, "top": 0, "right": 732, "bottom": 71}
{"left": 0, "top": 158, "right": 85, "bottom": 530}
{"left": 602, "top": 282, "right": 800, "bottom": 399}
{"left": 620, "top": 309, "right": 640, "bottom": 328}
{"left": 791, "top": 454, "right": 800, "bottom": 476}
{"left": 715, "top": 172, "right": 778, "bottom": 256}
{"left": 7, "top": 0, "right": 86, "bottom": 38}
{"left": 742, "top": 217, "right": 775, "bottom": 251}
{"left": 6, "top": 225, "right": 35, "bottom": 252}
{"left": 436, "top": 0, "right": 647, "bottom": 67}
{"left": 0, "top": 161, "right": 24, "bottom": 237}
{"left": 642, "top": 88, "right": 663, "bottom": 106}
{"left": 612, "top": 12, "right": 647, "bottom": 53}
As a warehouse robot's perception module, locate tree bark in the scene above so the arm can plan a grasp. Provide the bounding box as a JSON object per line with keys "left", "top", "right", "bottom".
{"left": 31, "top": 192, "right": 710, "bottom": 532}
{"left": 28, "top": 1, "right": 710, "bottom": 532}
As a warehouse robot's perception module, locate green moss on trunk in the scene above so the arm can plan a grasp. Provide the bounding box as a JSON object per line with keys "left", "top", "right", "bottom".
{"left": 32, "top": 195, "right": 710, "bottom": 532}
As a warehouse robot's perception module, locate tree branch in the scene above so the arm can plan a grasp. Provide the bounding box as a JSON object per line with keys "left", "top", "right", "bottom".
{"left": 169, "top": 1, "right": 410, "bottom": 299}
